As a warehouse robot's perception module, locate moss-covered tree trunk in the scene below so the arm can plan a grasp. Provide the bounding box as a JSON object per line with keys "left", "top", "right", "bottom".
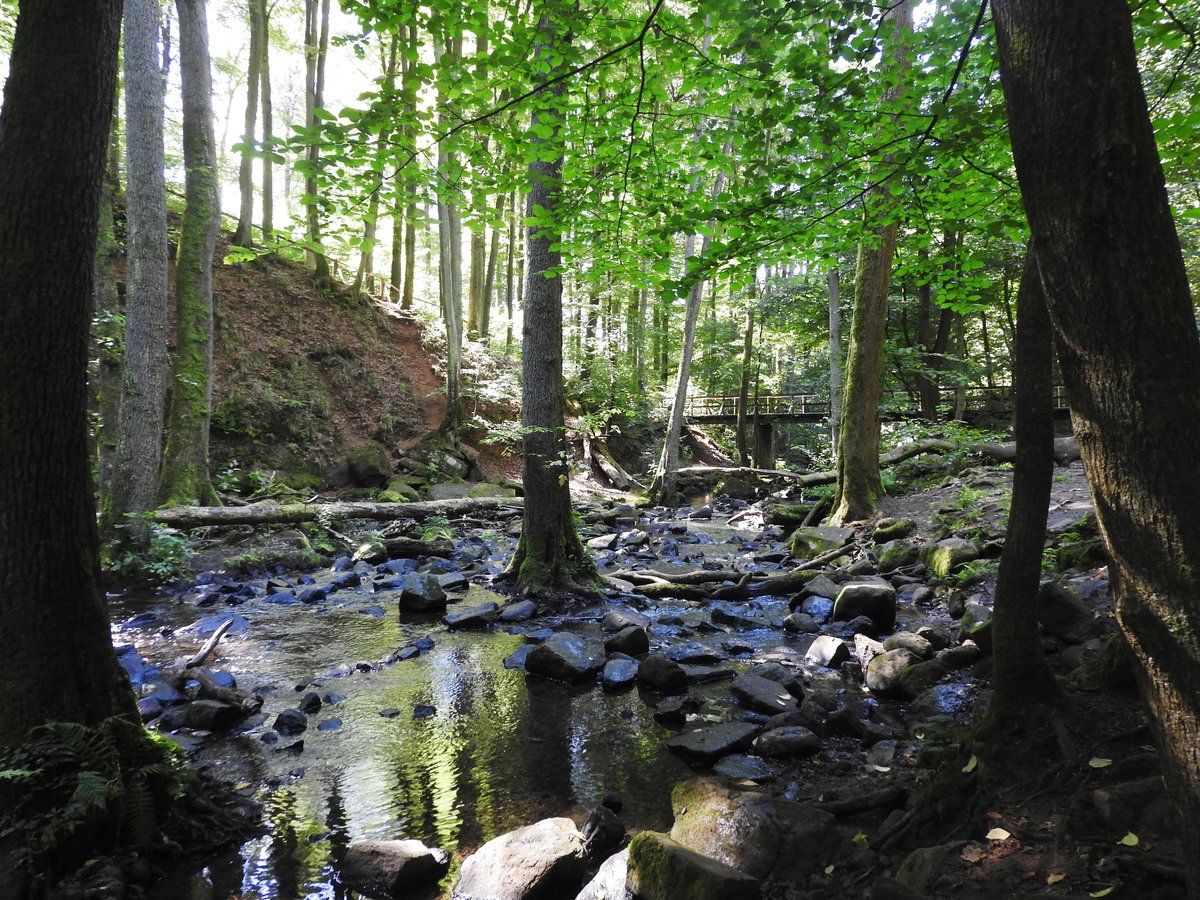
{"left": 831, "top": 0, "right": 911, "bottom": 525}
{"left": 104, "top": 0, "right": 172, "bottom": 546}
{"left": 996, "top": 1, "right": 1200, "bottom": 891}
{"left": 986, "top": 249, "right": 1063, "bottom": 732}
{"left": 504, "top": 7, "right": 596, "bottom": 595}
{"left": 161, "top": 0, "right": 220, "bottom": 508}
{"left": 0, "top": 0, "right": 142, "bottom": 886}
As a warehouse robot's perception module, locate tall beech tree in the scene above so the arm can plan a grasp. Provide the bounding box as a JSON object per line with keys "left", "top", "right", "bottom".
{"left": 104, "top": 0, "right": 172, "bottom": 547}
{"left": 161, "top": 0, "right": 221, "bottom": 507}
{"left": 995, "top": 1, "right": 1200, "bottom": 891}
{"left": 0, "top": 0, "right": 144, "bottom": 885}
{"left": 503, "top": 6, "right": 596, "bottom": 593}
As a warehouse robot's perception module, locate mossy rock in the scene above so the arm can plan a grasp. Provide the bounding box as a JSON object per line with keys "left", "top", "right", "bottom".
{"left": 959, "top": 602, "right": 993, "bottom": 654}
{"left": 873, "top": 517, "right": 917, "bottom": 542}
{"left": 877, "top": 540, "right": 918, "bottom": 573}
{"left": 465, "top": 482, "right": 518, "bottom": 499}
{"left": 922, "top": 537, "right": 981, "bottom": 578}
{"left": 347, "top": 440, "right": 393, "bottom": 487}
{"left": 787, "top": 525, "right": 853, "bottom": 559}
{"left": 627, "top": 832, "right": 761, "bottom": 900}
{"left": 1055, "top": 539, "right": 1106, "bottom": 571}
{"left": 763, "top": 503, "right": 813, "bottom": 528}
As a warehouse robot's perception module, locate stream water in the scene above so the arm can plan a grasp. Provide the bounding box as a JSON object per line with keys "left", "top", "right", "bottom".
{"left": 107, "top": 521, "right": 779, "bottom": 899}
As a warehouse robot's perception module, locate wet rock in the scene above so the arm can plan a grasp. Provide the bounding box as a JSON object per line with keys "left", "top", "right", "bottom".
{"left": 413, "top": 705, "right": 436, "bottom": 719}
{"left": 602, "top": 656, "right": 640, "bottom": 692}
{"left": 453, "top": 817, "right": 587, "bottom": 900}
{"left": 317, "top": 718, "right": 342, "bottom": 731}
{"left": 710, "top": 606, "right": 764, "bottom": 629}
{"left": 378, "top": 558, "right": 417, "bottom": 577}
{"left": 854, "top": 634, "right": 886, "bottom": 668}
{"left": 865, "top": 649, "right": 921, "bottom": 697}
{"left": 299, "top": 692, "right": 322, "bottom": 714}
{"left": 958, "top": 603, "right": 993, "bottom": 653}
{"left": 833, "top": 582, "right": 897, "bottom": 632}
{"left": 342, "top": 839, "right": 450, "bottom": 899}
{"left": 906, "top": 683, "right": 977, "bottom": 728}
{"left": 575, "top": 848, "right": 630, "bottom": 900}
{"left": 730, "top": 674, "right": 799, "bottom": 715}
{"left": 663, "top": 722, "right": 760, "bottom": 764}
{"left": 398, "top": 574, "right": 448, "bottom": 612}
{"left": 525, "top": 633, "right": 606, "bottom": 683}
{"left": 844, "top": 557, "right": 878, "bottom": 576}
{"left": 581, "top": 804, "right": 625, "bottom": 861}
{"left": 914, "top": 622, "right": 952, "bottom": 650}
{"left": 503, "top": 645, "right": 533, "bottom": 670}
{"left": 712, "top": 755, "right": 777, "bottom": 784}
{"left": 298, "top": 586, "right": 327, "bottom": 604}
{"left": 922, "top": 537, "right": 981, "bottom": 579}
{"left": 274, "top": 708, "right": 308, "bottom": 735}
{"left": 664, "top": 643, "right": 724, "bottom": 664}
{"left": 798, "top": 594, "right": 835, "bottom": 621}
{"left": 602, "top": 608, "right": 651, "bottom": 632}
{"left": 604, "top": 626, "right": 649, "bottom": 657}
{"left": 652, "top": 695, "right": 702, "bottom": 727}
{"left": 746, "top": 662, "right": 804, "bottom": 698}
{"left": 443, "top": 602, "right": 500, "bottom": 630}
{"left": 587, "top": 533, "right": 620, "bottom": 551}
{"left": 897, "top": 583, "right": 936, "bottom": 606}
{"left": 883, "top": 632, "right": 934, "bottom": 659}
{"left": 681, "top": 664, "right": 736, "bottom": 684}
{"left": 361, "top": 605, "right": 386, "bottom": 618}
{"left": 788, "top": 525, "right": 853, "bottom": 559}
{"left": 626, "top": 832, "right": 760, "bottom": 900}
{"left": 897, "top": 658, "right": 949, "bottom": 696}
{"left": 689, "top": 505, "right": 713, "bottom": 520}
{"left": 784, "top": 612, "right": 821, "bottom": 633}
{"left": 638, "top": 653, "right": 689, "bottom": 693}
{"left": 796, "top": 575, "right": 841, "bottom": 605}
{"left": 138, "top": 697, "right": 163, "bottom": 723}
{"left": 806, "top": 635, "right": 851, "bottom": 668}
{"left": 265, "top": 591, "right": 302, "bottom": 605}
{"left": 437, "top": 571, "right": 470, "bottom": 592}
{"left": 753, "top": 725, "right": 820, "bottom": 758}
{"left": 499, "top": 600, "right": 537, "bottom": 623}
{"left": 669, "top": 778, "right": 841, "bottom": 881}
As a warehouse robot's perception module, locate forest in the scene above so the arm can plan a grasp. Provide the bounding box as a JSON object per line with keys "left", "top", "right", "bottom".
{"left": 3, "top": 0, "right": 1200, "bottom": 897}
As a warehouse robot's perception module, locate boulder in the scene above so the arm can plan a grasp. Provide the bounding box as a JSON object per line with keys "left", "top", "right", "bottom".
{"left": 668, "top": 778, "right": 841, "bottom": 882}
{"left": 783, "top": 612, "right": 821, "bottom": 633}
{"left": 398, "top": 574, "right": 448, "bottom": 613}
{"left": 604, "top": 626, "right": 650, "bottom": 657}
{"left": 347, "top": 440, "right": 393, "bottom": 488}
{"left": 865, "top": 648, "right": 921, "bottom": 697}
{"left": 499, "top": 600, "right": 538, "bottom": 623}
{"left": 753, "top": 726, "right": 820, "bottom": 759}
{"left": 958, "top": 603, "right": 993, "bottom": 654}
{"left": 663, "top": 722, "right": 761, "bottom": 764}
{"left": 730, "top": 674, "right": 798, "bottom": 715}
{"left": 601, "top": 656, "right": 640, "bottom": 692}
{"left": 873, "top": 517, "right": 917, "bottom": 542}
{"left": 787, "top": 525, "right": 853, "bottom": 559}
{"left": 453, "top": 817, "right": 587, "bottom": 900}
{"left": 638, "top": 653, "right": 689, "bottom": 693}
{"left": 575, "top": 848, "right": 630, "bottom": 900}
{"left": 876, "top": 540, "right": 918, "bottom": 573}
{"left": 602, "top": 608, "right": 651, "bottom": 632}
{"left": 833, "top": 582, "right": 897, "bottom": 632}
{"left": 883, "top": 632, "right": 934, "bottom": 659}
{"left": 806, "top": 635, "right": 851, "bottom": 668}
{"left": 795, "top": 574, "right": 841, "bottom": 605}
{"left": 443, "top": 602, "right": 500, "bottom": 630}
{"left": 626, "top": 832, "right": 760, "bottom": 900}
{"left": 273, "top": 708, "right": 308, "bottom": 735}
{"left": 525, "top": 633, "right": 606, "bottom": 683}
{"left": 341, "top": 839, "right": 450, "bottom": 899}
{"left": 922, "top": 538, "right": 981, "bottom": 579}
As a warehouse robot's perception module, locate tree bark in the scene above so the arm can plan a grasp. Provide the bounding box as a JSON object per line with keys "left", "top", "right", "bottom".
{"left": 987, "top": 249, "right": 1063, "bottom": 731}
{"left": 736, "top": 304, "right": 755, "bottom": 466}
{"left": 161, "top": 0, "right": 220, "bottom": 507}
{"left": 995, "top": 2, "right": 1200, "bottom": 891}
{"left": 105, "top": 0, "right": 172, "bottom": 547}
{"left": 258, "top": 0, "right": 273, "bottom": 238}
{"left": 831, "top": 0, "right": 912, "bottom": 524}
{"left": 827, "top": 267, "right": 842, "bottom": 457}
{"left": 0, "top": 0, "right": 138, "bottom": 789}
{"left": 303, "top": 0, "right": 331, "bottom": 281}
{"left": 232, "top": 0, "right": 261, "bottom": 248}
{"left": 433, "top": 26, "right": 464, "bottom": 434}
{"left": 503, "top": 8, "right": 596, "bottom": 594}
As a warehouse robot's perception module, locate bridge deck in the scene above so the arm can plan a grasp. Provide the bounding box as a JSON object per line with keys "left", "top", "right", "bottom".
{"left": 679, "top": 386, "right": 1070, "bottom": 424}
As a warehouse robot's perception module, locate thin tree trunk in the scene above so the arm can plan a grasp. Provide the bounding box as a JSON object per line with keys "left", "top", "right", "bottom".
{"left": 259, "top": 0, "right": 273, "bottom": 238}
{"left": 303, "top": 0, "right": 331, "bottom": 281}
{"left": 94, "top": 114, "right": 122, "bottom": 501}
{"left": 232, "top": 0, "right": 261, "bottom": 247}
{"left": 996, "top": 2, "right": 1200, "bottom": 891}
{"left": 481, "top": 187, "right": 507, "bottom": 340}
{"left": 827, "top": 267, "right": 842, "bottom": 458}
{"left": 505, "top": 189, "right": 517, "bottom": 351}
{"left": 105, "top": 0, "right": 171, "bottom": 546}
{"left": 832, "top": 0, "right": 912, "bottom": 524}
{"left": 356, "top": 36, "right": 397, "bottom": 293}
{"left": 161, "top": 0, "right": 220, "bottom": 507}
{"left": 736, "top": 302, "right": 754, "bottom": 467}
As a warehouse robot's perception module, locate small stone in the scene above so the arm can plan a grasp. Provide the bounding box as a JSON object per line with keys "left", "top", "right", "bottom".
{"left": 602, "top": 608, "right": 651, "bottom": 632}
{"left": 443, "top": 602, "right": 500, "bottom": 630}
{"left": 783, "top": 612, "right": 821, "bottom": 633}
{"left": 274, "top": 708, "right": 308, "bottom": 735}
{"left": 601, "top": 656, "right": 640, "bottom": 692}
{"left": 605, "top": 625, "right": 650, "bottom": 657}
{"left": 806, "top": 635, "right": 851, "bottom": 668}
{"left": 299, "top": 692, "right": 322, "bottom": 714}
{"left": 753, "top": 725, "right": 820, "bottom": 758}
{"left": 498, "top": 599, "right": 537, "bottom": 622}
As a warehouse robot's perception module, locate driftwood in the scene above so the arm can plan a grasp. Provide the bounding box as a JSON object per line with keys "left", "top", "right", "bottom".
{"left": 154, "top": 496, "right": 524, "bottom": 530}
{"left": 185, "top": 618, "right": 233, "bottom": 669}
{"left": 171, "top": 667, "right": 263, "bottom": 715}
{"left": 683, "top": 425, "right": 737, "bottom": 467}
{"left": 582, "top": 430, "right": 644, "bottom": 491}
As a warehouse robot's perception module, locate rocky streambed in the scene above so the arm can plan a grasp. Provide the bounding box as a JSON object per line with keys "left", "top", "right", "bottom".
{"left": 105, "top": 463, "right": 1184, "bottom": 899}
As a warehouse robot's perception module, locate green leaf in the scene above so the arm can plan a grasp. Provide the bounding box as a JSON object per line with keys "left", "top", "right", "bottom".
{"left": 1117, "top": 832, "right": 1139, "bottom": 847}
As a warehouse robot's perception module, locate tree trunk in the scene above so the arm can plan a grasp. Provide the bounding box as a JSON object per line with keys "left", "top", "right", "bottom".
{"left": 232, "top": 0, "right": 261, "bottom": 248}
{"left": 995, "top": 2, "right": 1200, "bottom": 892}
{"left": 105, "top": 0, "right": 172, "bottom": 547}
{"left": 258, "top": 0, "right": 273, "bottom": 238}
{"left": 736, "top": 304, "right": 754, "bottom": 467}
{"left": 356, "top": 36, "right": 397, "bottom": 293}
{"left": 505, "top": 189, "right": 517, "bottom": 350}
{"left": 93, "top": 116, "right": 123, "bottom": 502}
{"left": 480, "top": 188, "right": 507, "bottom": 340}
{"left": 401, "top": 23, "right": 418, "bottom": 310}
{"left": 831, "top": 0, "right": 911, "bottom": 524}
{"left": 827, "top": 267, "right": 842, "bottom": 458}
{"left": 303, "top": 0, "right": 331, "bottom": 281}
{"left": 987, "top": 249, "right": 1063, "bottom": 731}
{"left": 434, "top": 27, "right": 464, "bottom": 434}
{"left": 161, "top": 0, "right": 220, "bottom": 507}
{"left": 0, "top": 0, "right": 138, "bottom": 767}
{"left": 503, "top": 9, "right": 596, "bottom": 594}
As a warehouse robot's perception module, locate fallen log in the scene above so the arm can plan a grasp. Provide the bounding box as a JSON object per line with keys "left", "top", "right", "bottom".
{"left": 154, "top": 496, "right": 525, "bottom": 530}
{"left": 185, "top": 618, "right": 233, "bottom": 669}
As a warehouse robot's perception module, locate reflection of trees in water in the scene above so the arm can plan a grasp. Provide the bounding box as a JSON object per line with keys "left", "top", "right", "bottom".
{"left": 259, "top": 787, "right": 334, "bottom": 899}
{"left": 325, "top": 775, "right": 350, "bottom": 900}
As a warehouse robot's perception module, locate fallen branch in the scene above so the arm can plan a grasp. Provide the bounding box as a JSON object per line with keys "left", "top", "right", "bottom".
{"left": 154, "top": 496, "right": 524, "bottom": 529}
{"left": 185, "top": 618, "right": 234, "bottom": 669}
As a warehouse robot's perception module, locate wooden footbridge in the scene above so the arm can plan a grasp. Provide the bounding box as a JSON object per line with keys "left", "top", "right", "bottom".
{"left": 678, "top": 385, "right": 1070, "bottom": 425}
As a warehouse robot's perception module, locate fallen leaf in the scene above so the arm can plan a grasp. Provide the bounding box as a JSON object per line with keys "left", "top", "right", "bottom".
{"left": 1118, "top": 832, "right": 1139, "bottom": 847}
{"left": 986, "top": 827, "right": 1012, "bottom": 841}
{"left": 1047, "top": 873, "right": 1066, "bottom": 885}
{"left": 1089, "top": 886, "right": 1117, "bottom": 898}
{"left": 962, "top": 755, "right": 978, "bottom": 774}
{"left": 1089, "top": 757, "right": 1113, "bottom": 768}
{"left": 873, "top": 765, "right": 891, "bottom": 773}
{"left": 824, "top": 864, "right": 836, "bottom": 875}
{"left": 961, "top": 845, "right": 985, "bottom": 864}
